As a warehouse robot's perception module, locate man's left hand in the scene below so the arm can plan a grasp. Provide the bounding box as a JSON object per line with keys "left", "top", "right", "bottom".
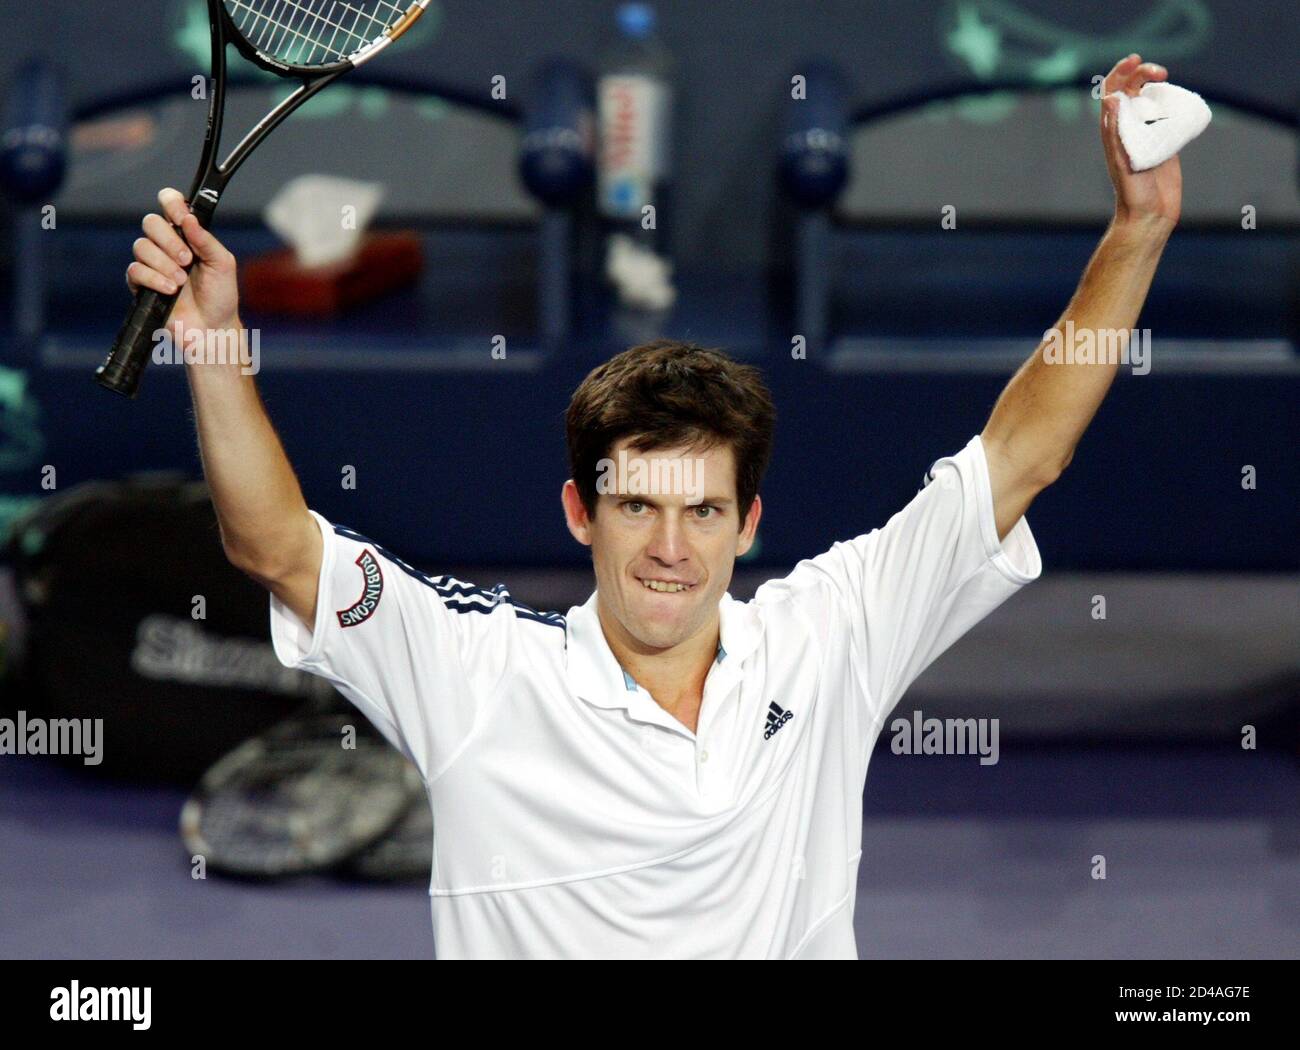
{"left": 1101, "top": 54, "right": 1182, "bottom": 233}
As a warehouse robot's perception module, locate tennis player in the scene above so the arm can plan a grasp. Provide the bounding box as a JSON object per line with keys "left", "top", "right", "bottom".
{"left": 125, "top": 55, "right": 1179, "bottom": 958}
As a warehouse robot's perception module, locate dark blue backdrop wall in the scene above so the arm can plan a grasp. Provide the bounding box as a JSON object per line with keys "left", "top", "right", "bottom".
{"left": 1, "top": 1, "right": 1297, "bottom": 575}
{"left": 5, "top": 0, "right": 1299, "bottom": 268}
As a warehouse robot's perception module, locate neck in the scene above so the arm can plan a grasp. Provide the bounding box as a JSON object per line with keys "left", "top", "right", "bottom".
{"left": 597, "top": 600, "right": 719, "bottom": 730}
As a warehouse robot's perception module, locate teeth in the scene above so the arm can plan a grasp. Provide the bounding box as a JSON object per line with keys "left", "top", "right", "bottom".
{"left": 642, "top": 579, "right": 691, "bottom": 593}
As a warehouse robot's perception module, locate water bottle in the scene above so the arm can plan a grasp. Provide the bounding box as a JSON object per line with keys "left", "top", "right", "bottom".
{"left": 597, "top": 2, "right": 673, "bottom": 250}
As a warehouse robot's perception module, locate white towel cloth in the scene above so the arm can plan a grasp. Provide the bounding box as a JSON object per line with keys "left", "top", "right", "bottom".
{"left": 605, "top": 234, "right": 677, "bottom": 312}
{"left": 1114, "top": 82, "right": 1212, "bottom": 172}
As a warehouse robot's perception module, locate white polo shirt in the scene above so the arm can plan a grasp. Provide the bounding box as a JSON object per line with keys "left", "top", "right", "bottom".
{"left": 270, "top": 434, "right": 1040, "bottom": 958}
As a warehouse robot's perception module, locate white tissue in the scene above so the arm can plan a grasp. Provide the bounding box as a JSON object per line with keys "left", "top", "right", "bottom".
{"left": 263, "top": 174, "right": 385, "bottom": 268}
{"left": 1114, "top": 82, "right": 1212, "bottom": 172}
{"left": 605, "top": 234, "right": 677, "bottom": 312}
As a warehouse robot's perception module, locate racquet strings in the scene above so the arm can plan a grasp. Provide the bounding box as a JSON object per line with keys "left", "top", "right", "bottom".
{"left": 223, "top": 0, "right": 414, "bottom": 67}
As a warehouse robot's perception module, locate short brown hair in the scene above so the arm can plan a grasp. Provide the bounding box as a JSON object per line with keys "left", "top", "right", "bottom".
{"left": 565, "top": 340, "right": 775, "bottom": 522}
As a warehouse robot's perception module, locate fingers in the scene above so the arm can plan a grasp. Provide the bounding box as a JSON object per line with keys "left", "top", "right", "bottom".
{"left": 129, "top": 187, "right": 236, "bottom": 298}
{"left": 1133, "top": 60, "right": 1168, "bottom": 91}
{"left": 126, "top": 260, "right": 181, "bottom": 296}
{"left": 1104, "top": 54, "right": 1168, "bottom": 97}
{"left": 142, "top": 212, "right": 192, "bottom": 268}
{"left": 157, "top": 187, "right": 189, "bottom": 226}
{"left": 150, "top": 185, "right": 234, "bottom": 267}
{"left": 133, "top": 236, "right": 189, "bottom": 285}
{"left": 1103, "top": 54, "right": 1141, "bottom": 95}
{"left": 129, "top": 198, "right": 189, "bottom": 294}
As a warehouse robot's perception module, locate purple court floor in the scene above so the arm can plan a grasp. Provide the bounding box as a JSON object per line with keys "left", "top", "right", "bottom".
{"left": 2, "top": 744, "right": 1296, "bottom": 959}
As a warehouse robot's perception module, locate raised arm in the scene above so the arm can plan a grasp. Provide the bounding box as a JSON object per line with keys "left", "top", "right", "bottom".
{"left": 981, "top": 54, "right": 1180, "bottom": 540}
{"left": 129, "top": 187, "right": 322, "bottom": 624}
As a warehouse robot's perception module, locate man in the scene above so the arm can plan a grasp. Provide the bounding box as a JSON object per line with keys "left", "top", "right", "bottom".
{"left": 125, "top": 55, "right": 1179, "bottom": 957}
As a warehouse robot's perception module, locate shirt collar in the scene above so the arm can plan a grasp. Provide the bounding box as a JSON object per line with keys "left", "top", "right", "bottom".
{"left": 564, "top": 590, "right": 763, "bottom": 721}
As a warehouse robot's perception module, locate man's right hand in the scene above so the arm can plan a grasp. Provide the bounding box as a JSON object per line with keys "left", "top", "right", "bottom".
{"left": 127, "top": 187, "right": 241, "bottom": 337}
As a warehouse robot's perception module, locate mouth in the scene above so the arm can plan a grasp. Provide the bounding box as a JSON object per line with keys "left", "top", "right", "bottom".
{"left": 637, "top": 576, "right": 697, "bottom": 594}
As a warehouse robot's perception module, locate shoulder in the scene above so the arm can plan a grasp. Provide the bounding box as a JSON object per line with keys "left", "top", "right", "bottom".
{"left": 331, "top": 521, "right": 568, "bottom": 637}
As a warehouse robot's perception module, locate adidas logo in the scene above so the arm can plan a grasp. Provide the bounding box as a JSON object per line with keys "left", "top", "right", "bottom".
{"left": 763, "top": 701, "right": 793, "bottom": 740}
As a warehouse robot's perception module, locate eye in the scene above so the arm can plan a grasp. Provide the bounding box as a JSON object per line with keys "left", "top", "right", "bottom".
{"left": 622, "top": 500, "right": 648, "bottom": 515}
{"left": 692, "top": 504, "right": 718, "bottom": 519}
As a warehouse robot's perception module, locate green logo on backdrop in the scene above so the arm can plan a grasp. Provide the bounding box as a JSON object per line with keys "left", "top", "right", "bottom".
{"left": 939, "top": 0, "right": 1212, "bottom": 123}
{"left": 0, "top": 367, "right": 46, "bottom": 543}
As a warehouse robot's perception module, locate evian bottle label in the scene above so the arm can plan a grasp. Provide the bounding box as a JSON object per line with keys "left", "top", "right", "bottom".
{"left": 598, "top": 74, "right": 670, "bottom": 219}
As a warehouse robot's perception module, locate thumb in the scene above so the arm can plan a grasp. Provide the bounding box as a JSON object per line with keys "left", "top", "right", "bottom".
{"left": 1101, "top": 93, "right": 1120, "bottom": 131}
{"left": 1101, "top": 95, "right": 1126, "bottom": 158}
{"left": 180, "top": 212, "right": 232, "bottom": 269}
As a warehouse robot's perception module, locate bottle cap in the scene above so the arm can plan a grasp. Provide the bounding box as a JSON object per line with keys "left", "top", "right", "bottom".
{"left": 617, "top": 3, "right": 655, "bottom": 39}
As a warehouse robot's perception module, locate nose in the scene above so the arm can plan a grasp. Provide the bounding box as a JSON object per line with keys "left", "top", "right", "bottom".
{"left": 644, "top": 513, "right": 691, "bottom": 568}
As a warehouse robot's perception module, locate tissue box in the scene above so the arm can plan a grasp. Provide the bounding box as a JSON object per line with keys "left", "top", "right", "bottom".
{"left": 241, "top": 231, "right": 424, "bottom": 317}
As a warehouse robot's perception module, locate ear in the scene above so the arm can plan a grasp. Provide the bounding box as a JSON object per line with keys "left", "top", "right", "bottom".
{"left": 735, "top": 494, "right": 762, "bottom": 558}
{"left": 561, "top": 480, "right": 593, "bottom": 547}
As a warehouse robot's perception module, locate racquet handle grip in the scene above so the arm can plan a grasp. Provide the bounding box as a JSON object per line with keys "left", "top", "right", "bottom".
{"left": 97, "top": 192, "right": 214, "bottom": 398}
{"left": 96, "top": 285, "right": 181, "bottom": 397}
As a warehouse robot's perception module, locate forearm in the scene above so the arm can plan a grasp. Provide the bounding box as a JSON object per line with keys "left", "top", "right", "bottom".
{"left": 983, "top": 215, "right": 1172, "bottom": 480}
{"left": 185, "top": 323, "right": 316, "bottom": 580}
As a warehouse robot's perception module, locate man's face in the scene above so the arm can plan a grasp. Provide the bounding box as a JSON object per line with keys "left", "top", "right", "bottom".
{"left": 563, "top": 438, "right": 761, "bottom": 654}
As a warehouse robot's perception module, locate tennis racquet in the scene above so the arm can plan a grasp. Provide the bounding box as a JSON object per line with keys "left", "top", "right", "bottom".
{"left": 180, "top": 713, "right": 424, "bottom": 878}
{"left": 96, "top": 0, "right": 430, "bottom": 398}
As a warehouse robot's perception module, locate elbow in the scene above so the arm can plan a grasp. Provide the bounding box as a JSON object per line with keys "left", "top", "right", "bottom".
{"left": 222, "top": 538, "right": 287, "bottom": 587}
{"left": 222, "top": 515, "right": 318, "bottom": 589}
{"left": 984, "top": 432, "right": 1072, "bottom": 493}
{"left": 222, "top": 540, "right": 262, "bottom": 581}
{"left": 1033, "top": 448, "right": 1073, "bottom": 490}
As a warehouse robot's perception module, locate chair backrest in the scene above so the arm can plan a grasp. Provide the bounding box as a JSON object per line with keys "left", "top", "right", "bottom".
{"left": 52, "top": 80, "right": 540, "bottom": 225}
{"left": 837, "top": 86, "right": 1300, "bottom": 227}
